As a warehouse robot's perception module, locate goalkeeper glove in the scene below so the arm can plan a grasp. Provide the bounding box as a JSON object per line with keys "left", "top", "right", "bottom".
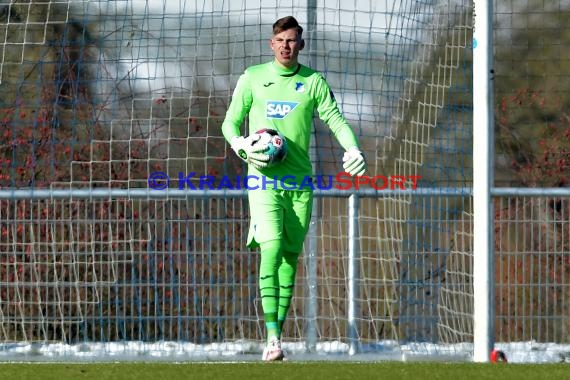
{"left": 342, "top": 147, "right": 366, "bottom": 176}
{"left": 230, "top": 135, "right": 270, "bottom": 170}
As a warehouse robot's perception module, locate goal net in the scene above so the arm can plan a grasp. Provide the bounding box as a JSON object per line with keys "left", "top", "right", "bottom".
{"left": 0, "top": 0, "right": 474, "bottom": 360}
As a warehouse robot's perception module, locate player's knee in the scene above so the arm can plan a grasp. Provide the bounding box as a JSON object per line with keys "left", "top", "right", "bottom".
{"left": 259, "top": 239, "right": 284, "bottom": 254}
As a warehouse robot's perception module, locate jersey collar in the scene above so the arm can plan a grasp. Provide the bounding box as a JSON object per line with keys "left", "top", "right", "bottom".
{"left": 271, "top": 60, "right": 301, "bottom": 77}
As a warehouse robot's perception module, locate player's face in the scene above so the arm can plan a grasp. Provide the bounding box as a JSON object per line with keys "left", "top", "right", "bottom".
{"left": 270, "top": 28, "right": 304, "bottom": 68}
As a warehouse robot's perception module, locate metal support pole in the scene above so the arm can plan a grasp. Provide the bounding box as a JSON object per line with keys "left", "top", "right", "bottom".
{"left": 304, "top": 0, "right": 319, "bottom": 353}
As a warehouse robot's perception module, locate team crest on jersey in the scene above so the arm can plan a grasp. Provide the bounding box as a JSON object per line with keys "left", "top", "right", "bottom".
{"left": 295, "top": 82, "right": 305, "bottom": 93}
{"left": 266, "top": 101, "right": 299, "bottom": 119}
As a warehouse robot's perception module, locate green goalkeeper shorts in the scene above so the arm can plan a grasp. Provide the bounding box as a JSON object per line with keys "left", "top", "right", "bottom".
{"left": 246, "top": 188, "right": 313, "bottom": 253}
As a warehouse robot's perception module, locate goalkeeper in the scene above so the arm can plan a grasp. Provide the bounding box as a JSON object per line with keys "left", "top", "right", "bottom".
{"left": 221, "top": 15, "right": 366, "bottom": 361}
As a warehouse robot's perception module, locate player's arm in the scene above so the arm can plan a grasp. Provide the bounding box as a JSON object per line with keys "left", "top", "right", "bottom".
{"left": 313, "top": 75, "right": 366, "bottom": 176}
{"left": 221, "top": 72, "right": 270, "bottom": 169}
{"left": 221, "top": 71, "right": 253, "bottom": 141}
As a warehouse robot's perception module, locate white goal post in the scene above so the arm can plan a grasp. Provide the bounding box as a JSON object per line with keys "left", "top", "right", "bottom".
{"left": 472, "top": 0, "right": 494, "bottom": 363}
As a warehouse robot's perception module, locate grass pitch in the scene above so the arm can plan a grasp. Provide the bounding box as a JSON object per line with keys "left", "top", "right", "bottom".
{"left": 1, "top": 362, "right": 569, "bottom": 380}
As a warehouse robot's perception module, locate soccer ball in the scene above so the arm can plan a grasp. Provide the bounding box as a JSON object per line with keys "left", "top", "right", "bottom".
{"left": 255, "top": 128, "right": 287, "bottom": 167}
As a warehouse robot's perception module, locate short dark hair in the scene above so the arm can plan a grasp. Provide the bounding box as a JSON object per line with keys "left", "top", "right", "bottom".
{"left": 272, "top": 16, "right": 303, "bottom": 36}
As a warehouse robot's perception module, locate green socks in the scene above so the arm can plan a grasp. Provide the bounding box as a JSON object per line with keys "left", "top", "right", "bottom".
{"left": 277, "top": 251, "right": 298, "bottom": 334}
{"left": 259, "top": 240, "right": 282, "bottom": 340}
{"left": 259, "top": 240, "right": 299, "bottom": 341}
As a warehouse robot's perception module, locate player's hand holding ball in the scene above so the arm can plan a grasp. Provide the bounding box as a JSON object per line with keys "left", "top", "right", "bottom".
{"left": 342, "top": 147, "right": 366, "bottom": 176}
{"left": 231, "top": 129, "right": 288, "bottom": 170}
{"left": 231, "top": 134, "right": 271, "bottom": 169}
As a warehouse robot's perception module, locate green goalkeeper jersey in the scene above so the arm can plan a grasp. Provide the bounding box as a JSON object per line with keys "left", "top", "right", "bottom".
{"left": 222, "top": 60, "right": 360, "bottom": 190}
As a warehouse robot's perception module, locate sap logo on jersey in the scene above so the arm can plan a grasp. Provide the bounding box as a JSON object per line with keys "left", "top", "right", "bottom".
{"left": 266, "top": 101, "right": 299, "bottom": 119}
